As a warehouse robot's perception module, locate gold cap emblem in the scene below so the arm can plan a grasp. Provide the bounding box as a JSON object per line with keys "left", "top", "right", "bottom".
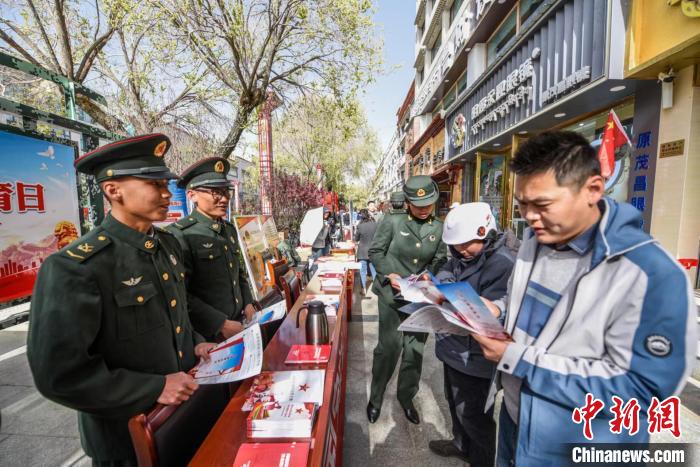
{"left": 144, "top": 240, "right": 155, "bottom": 249}
{"left": 214, "top": 161, "right": 225, "bottom": 173}
{"left": 416, "top": 188, "right": 426, "bottom": 197}
{"left": 154, "top": 141, "right": 167, "bottom": 157}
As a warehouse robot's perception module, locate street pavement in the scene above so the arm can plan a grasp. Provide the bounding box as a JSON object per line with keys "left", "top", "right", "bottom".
{"left": 1, "top": 294, "right": 699, "bottom": 466}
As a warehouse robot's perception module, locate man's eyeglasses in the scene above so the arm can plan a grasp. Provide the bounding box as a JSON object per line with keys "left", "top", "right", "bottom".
{"left": 194, "top": 188, "right": 233, "bottom": 200}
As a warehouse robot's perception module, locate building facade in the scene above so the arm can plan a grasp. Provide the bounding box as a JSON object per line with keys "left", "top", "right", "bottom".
{"left": 377, "top": 130, "right": 404, "bottom": 202}
{"left": 408, "top": 0, "right": 699, "bottom": 282}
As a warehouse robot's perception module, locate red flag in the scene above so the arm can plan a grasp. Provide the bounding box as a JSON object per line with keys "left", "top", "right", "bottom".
{"left": 597, "top": 109, "right": 631, "bottom": 179}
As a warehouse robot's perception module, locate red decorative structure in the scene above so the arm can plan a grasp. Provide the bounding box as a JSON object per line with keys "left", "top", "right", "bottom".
{"left": 258, "top": 92, "right": 280, "bottom": 215}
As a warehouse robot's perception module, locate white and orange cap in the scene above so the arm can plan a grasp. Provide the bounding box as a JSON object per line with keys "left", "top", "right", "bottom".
{"left": 442, "top": 202, "right": 497, "bottom": 245}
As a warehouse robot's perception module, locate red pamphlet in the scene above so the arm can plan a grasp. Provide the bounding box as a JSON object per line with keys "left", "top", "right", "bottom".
{"left": 285, "top": 345, "right": 332, "bottom": 364}
{"left": 232, "top": 442, "right": 310, "bottom": 467}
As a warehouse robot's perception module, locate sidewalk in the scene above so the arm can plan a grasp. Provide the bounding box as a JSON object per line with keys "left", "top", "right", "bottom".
{"left": 342, "top": 288, "right": 465, "bottom": 466}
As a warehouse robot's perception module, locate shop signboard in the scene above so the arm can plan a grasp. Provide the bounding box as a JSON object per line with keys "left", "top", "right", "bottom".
{"left": 0, "top": 128, "right": 81, "bottom": 302}
{"left": 447, "top": 0, "right": 608, "bottom": 158}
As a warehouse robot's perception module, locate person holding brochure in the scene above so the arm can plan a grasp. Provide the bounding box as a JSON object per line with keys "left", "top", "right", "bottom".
{"left": 27, "top": 134, "right": 216, "bottom": 465}
{"left": 367, "top": 175, "right": 447, "bottom": 424}
{"left": 471, "top": 131, "right": 696, "bottom": 466}
{"left": 168, "top": 157, "right": 256, "bottom": 341}
{"left": 428, "top": 203, "right": 516, "bottom": 467}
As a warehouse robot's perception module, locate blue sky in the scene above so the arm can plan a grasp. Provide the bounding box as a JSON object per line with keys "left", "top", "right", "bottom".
{"left": 362, "top": 1, "right": 416, "bottom": 153}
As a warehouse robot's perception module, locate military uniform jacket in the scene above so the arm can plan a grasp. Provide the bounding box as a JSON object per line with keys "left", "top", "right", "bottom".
{"left": 368, "top": 212, "right": 447, "bottom": 306}
{"left": 27, "top": 213, "right": 202, "bottom": 461}
{"left": 168, "top": 209, "right": 254, "bottom": 340}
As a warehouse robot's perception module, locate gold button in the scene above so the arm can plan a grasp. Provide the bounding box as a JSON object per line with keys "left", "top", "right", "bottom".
{"left": 180, "top": 272, "right": 185, "bottom": 278}
{"left": 209, "top": 254, "right": 214, "bottom": 259}
{"left": 137, "top": 296, "right": 144, "bottom": 303}
{"left": 416, "top": 242, "right": 421, "bottom": 248}
{"left": 176, "top": 326, "right": 181, "bottom": 334}
{"left": 229, "top": 262, "right": 233, "bottom": 268}
{"left": 178, "top": 351, "right": 183, "bottom": 358}
{"left": 162, "top": 273, "right": 169, "bottom": 281}
{"left": 233, "top": 280, "right": 236, "bottom": 285}
{"left": 236, "top": 298, "right": 239, "bottom": 304}
{"left": 106, "top": 169, "right": 113, "bottom": 177}
{"left": 98, "top": 235, "right": 107, "bottom": 241}
{"left": 170, "top": 299, "right": 177, "bottom": 307}
{"left": 230, "top": 236, "right": 235, "bottom": 242}
{"left": 413, "top": 259, "right": 418, "bottom": 264}
{"left": 224, "top": 245, "right": 228, "bottom": 251}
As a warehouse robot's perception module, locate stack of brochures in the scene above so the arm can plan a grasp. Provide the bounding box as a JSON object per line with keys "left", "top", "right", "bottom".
{"left": 246, "top": 402, "right": 318, "bottom": 438}
{"left": 242, "top": 370, "right": 325, "bottom": 411}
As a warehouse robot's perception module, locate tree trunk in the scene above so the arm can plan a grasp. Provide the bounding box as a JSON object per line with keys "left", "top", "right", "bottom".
{"left": 76, "top": 94, "right": 128, "bottom": 135}
{"left": 215, "top": 104, "right": 255, "bottom": 159}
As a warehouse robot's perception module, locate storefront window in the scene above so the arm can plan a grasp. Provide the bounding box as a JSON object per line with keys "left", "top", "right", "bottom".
{"left": 563, "top": 100, "right": 635, "bottom": 204}
{"left": 457, "top": 70, "right": 468, "bottom": 95}
{"left": 430, "top": 32, "right": 442, "bottom": 64}
{"left": 450, "top": 0, "right": 464, "bottom": 24}
{"left": 474, "top": 152, "right": 508, "bottom": 227}
{"left": 519, "top": 0, "right": 544, "bottom": 26}
{"left": 487, "top": 9, "right": 517, "bottom": 65}
{"left": 443, "top": 85, "right": 456, "bottom": 109}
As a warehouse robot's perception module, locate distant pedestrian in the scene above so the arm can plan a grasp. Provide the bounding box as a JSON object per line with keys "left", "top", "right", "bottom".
{"left": 354, "top": 209, "right": 378, "bottom": 293}
{"left": 389, "top": 191, "right": 407, "bottom": 214}
{"left": 367, "top": 200, "right": 383, "bottom": 223}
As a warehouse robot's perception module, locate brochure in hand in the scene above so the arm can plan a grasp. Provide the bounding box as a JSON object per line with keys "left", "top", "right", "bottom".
{"left": 241, "top": 369, "right": 325, "bottom": 411}
{"left": 191, "top": 324, "right": 264, "bottom": 384}
{"left": 396, "top": 279, "right": 509, "bottom": 340}
{"left": 245, "top": 300, "right": 287, "bottom": 328}
{"left": 246, "top": 402, "right": 318, "bottom": 439}
{"left": 232, "top": 442, "right": 310, "bottom": 467}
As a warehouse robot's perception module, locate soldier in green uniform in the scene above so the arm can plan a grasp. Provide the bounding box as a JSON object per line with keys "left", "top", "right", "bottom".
{"left": 389, "top": 191, "right": 407, "bottom": 214}
{"left": 367, "top": 175, "right": 447, "bottom": 424}
{"left": 27, "top": 134, "right": 216, "bottom": 466}
{"left": 167, "top": 157, "right": 255, "bottom": 341}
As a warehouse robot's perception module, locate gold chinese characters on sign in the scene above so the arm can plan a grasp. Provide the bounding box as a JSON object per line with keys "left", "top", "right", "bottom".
{"left": 659, "top": 139, "right": 685, "bottom": 158}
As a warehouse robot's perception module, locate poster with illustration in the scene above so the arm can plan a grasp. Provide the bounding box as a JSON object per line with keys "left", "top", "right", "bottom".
{"left": 260, "top": 215, "right": 280, "bottom": 255}
{"left": 0, "top": 129, "right": 81, "bottom": 302}
{"left": 476, "top": 154, "right": 506, "bottom": 227}
{"left": 235, "top": 215, "right": 273, "bottom": 300}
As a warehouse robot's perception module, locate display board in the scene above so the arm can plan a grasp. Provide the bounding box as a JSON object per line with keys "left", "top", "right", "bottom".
{"left": 260, "top": 214, "right": 280, "bottom": 255}
{"left": 234, "top": 215, "right": 274, "bottom": 300}
{"left": 0, "top": 128, "right": 80, "bottom": 302}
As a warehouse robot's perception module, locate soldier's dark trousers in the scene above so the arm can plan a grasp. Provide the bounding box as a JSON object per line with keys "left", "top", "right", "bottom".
{"left": 443, "top": 363, "right": 496, "bottom": 467}
{"left": 369, "top": 297, "right": 428, "bottom": 408}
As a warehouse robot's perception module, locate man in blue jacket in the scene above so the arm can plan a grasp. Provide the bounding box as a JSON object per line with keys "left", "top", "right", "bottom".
{"left": 474, "top": 131, "right": 697, "bottom": 467}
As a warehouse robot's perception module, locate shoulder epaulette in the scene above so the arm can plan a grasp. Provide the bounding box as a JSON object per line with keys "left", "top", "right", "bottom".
{"left": 170, "top": 216, "right": 198, "bottom": 230}
{"left": 62, "top": 229, "right": 112, "bottom": 262}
